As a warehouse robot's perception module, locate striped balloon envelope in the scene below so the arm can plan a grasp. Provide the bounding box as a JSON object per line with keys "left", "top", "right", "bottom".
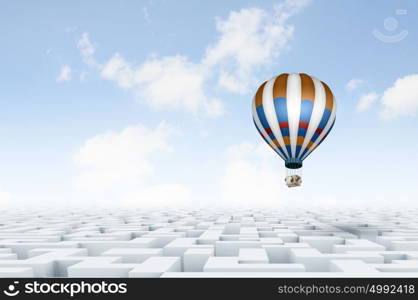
{"left": 252, "top": 73, "right": 336, "bottom": 187}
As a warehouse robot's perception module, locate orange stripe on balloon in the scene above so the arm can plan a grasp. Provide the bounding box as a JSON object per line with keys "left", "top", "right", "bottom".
{"left": 273, "top": 74, "right": 288, "bottom": 99}
{"left": 300, "top": 73, "right": 315, "bottom": 102}
{"left": 282, "top": 136, "right": 291, "bottom": 145}
{"left": 297, "top": 136, "right": 305, "bottom": 146}
{"left": 322, "top": 81, "right": 334, "bottom": 111}
{"left": 255, "top": 81, "right": 267, "bottom": 107}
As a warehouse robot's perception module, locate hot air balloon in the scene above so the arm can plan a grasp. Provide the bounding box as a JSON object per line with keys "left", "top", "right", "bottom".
{"left": 252, "top": 73, "right": 336, "bottom": 187}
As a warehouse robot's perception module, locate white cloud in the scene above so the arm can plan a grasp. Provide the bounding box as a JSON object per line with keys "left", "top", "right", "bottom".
{"left": 346, "top": 78, "right": 364, "bottom": 91}
{"left": 56, "top": 65, "right": 72, "bottom": 82}
{"left": 74, "top": 121, "right": 178, "bottom": 189}
{"left": 72, "top": 122, "right": 194, "bottom": 207}
{"left": 91, "top": 1, "right": 309, "bottom": 116}
{"left": 77, "top": 32, "right": 99, "bottom": 67}
{"left": 203, "top": 97, "right": 225, "bottom": 117}
{"left": 356, "top": 92, "right": 379, "bottom": 112}
{"left": 101, "top": 54, "right": 224, "bottom": 117}
{"left": 220, "top": 142, "right": 286, "bottom": 206}
{"left": 203, "top": 0, "right": 310, "bottom": 93}
{"left": 380, "top": 74, "right": 418, "bottom": 119}
{"left": 100, "top": 53, "right": 133, "bottom": 88}
{"left": 142, "top": 6, "right": 151, "bottom": 24}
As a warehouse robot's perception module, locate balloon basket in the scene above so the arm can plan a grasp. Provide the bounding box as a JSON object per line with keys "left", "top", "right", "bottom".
{"left": 285, "top": 168, "right": 302, "bottom": 188}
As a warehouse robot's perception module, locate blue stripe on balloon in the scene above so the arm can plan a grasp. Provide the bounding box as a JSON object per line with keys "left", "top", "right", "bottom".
{"left": 298, "top": 128, "right": 307, "bottom": 136}
{"left": 301, "top": 115, "right": 336, "bottom": 160}
{"left": 274, "top": 97, "right": 289, "bottom": 138}
{"left": 300, "top": 148, "right": 308, "bottom": 159}
{"left": 286, "top": 145, "right": 292, "bottom": 156}
{"left": 274, "top": 97, "right": 288, "bottom": 122}
{"left": 310, "top": 108, "right": 331, "bottom": 145}
{"left": 318, "top": 108, "right": 331, "bottom": 130}
{"left": 316, "top": 118, "right": 336, "bottom": 148}
{"left": 256, "top": 105, "right": 288, "bottom": 157}
{"left": 256, "top": 106, "right": 270, "bottom": 131}
{"left": 311, "top": 132, "right": 320, "bottom": 142}
{"left": 295, "top": 100, "right": 314, "bottom": 158}
{"left": 280, "top": 127, "right": 290, "bottom": 137}
{"left": 253, "top": 119, "right": 279, "bottom": 155}
{"left": 278, "top": 145, "right": 288, "bottom": 159}
{"left": 299, "top": 100, "right": 314, "bottom": 123}
{"left": 295, "top": 146, "right": 302, "bottom": 157}
{"left": 253, "top": 118, "right": 287, "bottom": 159}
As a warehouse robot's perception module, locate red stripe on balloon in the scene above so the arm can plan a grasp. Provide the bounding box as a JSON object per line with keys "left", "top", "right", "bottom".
{"left": 315, "top": 128, "right": 323, "bottom": 134}
{"left": 279, "top": 122, "right": 289, "bottom": 128}
{"left": 299, "top": 121, "right": 309, "bottom": 130}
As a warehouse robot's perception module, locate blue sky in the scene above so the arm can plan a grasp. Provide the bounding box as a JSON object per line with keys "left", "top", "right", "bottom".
{"left": 0, "top": 0, "right": 417, "bottom": 208}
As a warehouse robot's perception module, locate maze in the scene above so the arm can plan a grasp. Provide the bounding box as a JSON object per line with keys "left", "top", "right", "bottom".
{"left": 0, "top": 207, "right": 418, "bottom": 277}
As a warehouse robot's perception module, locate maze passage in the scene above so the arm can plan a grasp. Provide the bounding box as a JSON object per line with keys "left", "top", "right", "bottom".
{"left": 0, "top": 208, "right": 417, "bottom": 277}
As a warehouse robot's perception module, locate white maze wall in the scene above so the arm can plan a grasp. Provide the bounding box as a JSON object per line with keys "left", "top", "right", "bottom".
{"left": 0, "top": 208, "right": 418, "bottom": 277}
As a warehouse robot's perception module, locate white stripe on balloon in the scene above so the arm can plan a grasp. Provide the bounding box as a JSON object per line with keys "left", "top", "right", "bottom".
{"left": 286, "top": 74, "right": 302, "bottom": 158}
